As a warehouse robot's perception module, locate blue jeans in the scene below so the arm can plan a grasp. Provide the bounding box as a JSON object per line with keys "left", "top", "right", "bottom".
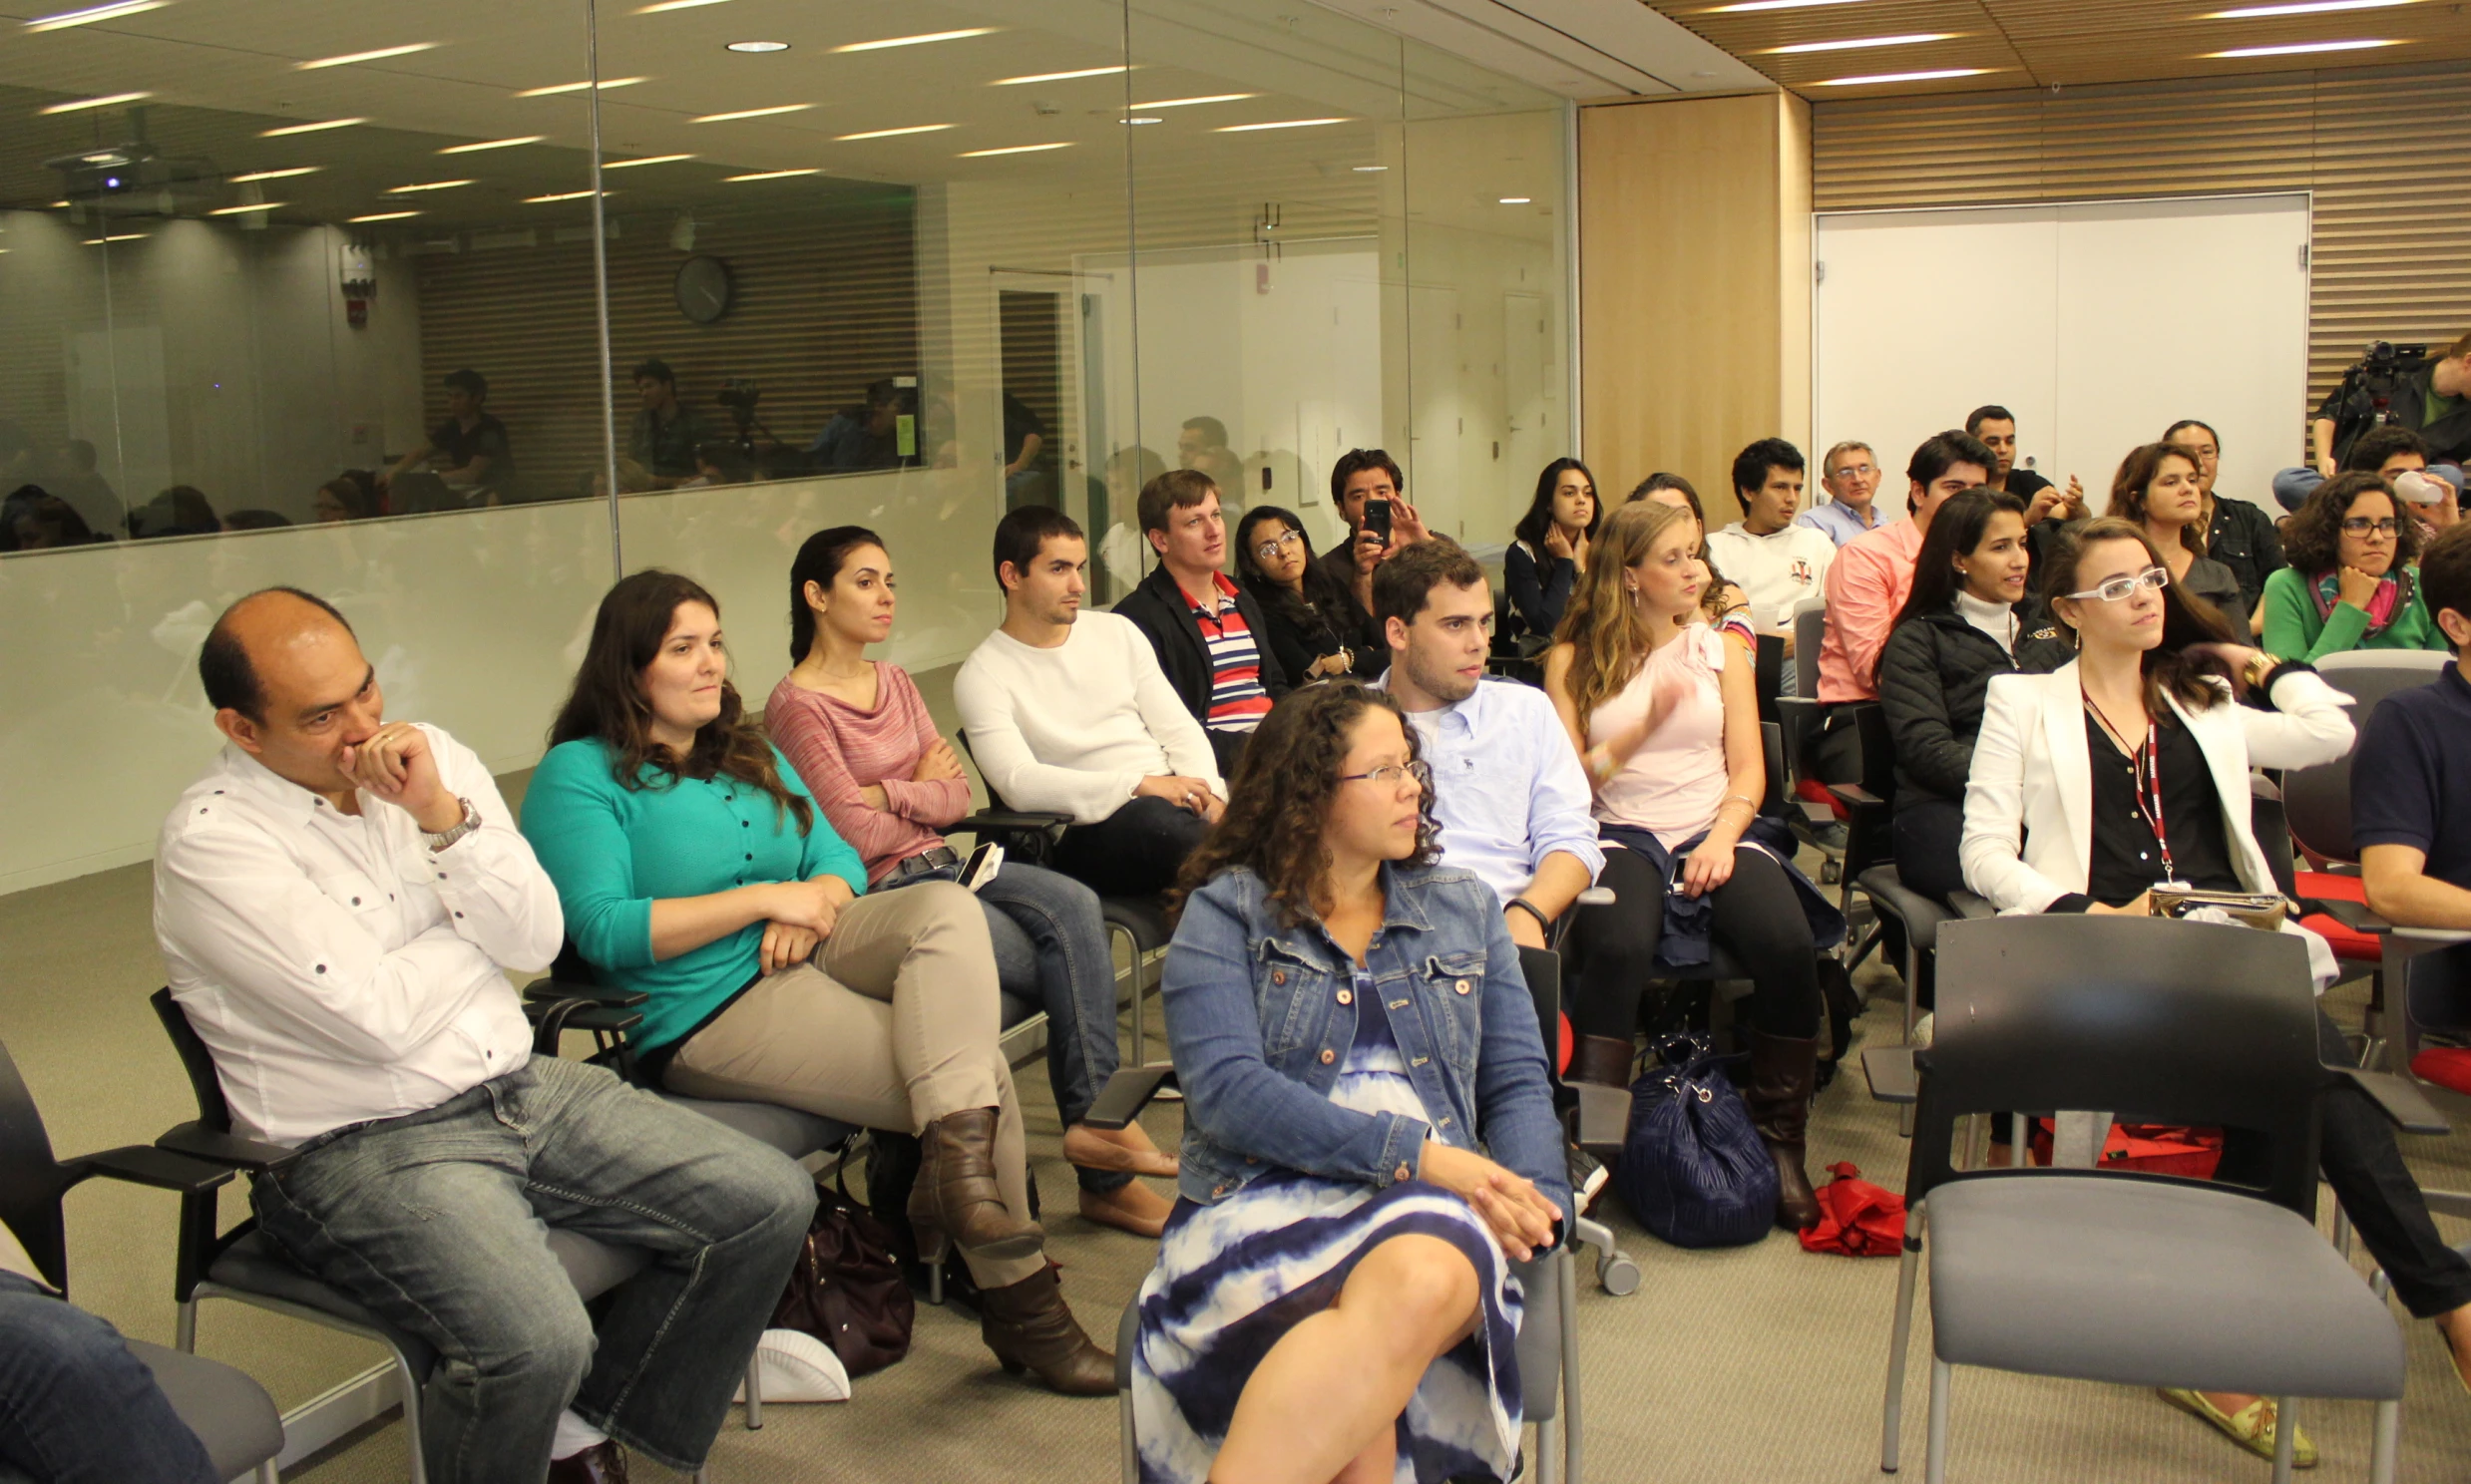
{"left": 0, "top": 1274, "right": 214, "bottom": 1484}
{"left": 249, "top": 1055, "right": 814, "bottom": 1484}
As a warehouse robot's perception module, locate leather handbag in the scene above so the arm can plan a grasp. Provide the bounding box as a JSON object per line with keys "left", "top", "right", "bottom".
{"left": 1612, "top": 1031, "right": 1780, "bottom": 1250}
{"left": 767, "top": 1171, "right": 915, "bottom": 1377}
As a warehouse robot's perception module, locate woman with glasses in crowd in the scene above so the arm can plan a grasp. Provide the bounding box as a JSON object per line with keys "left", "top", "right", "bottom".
{"left": 2262, "top": 471, "right": 2449, "bottom": 660}
{"left": 1233, "top": 505, "right": 1370, "bottom": 683}
{"left": 1504, "top": 458, "right": 1599, "bottom": 639}
{"left": 764, "top": 526, "right": 1179, "bottom": 1241}
{"left": 521, "top": 569, "right": 1114, "bottom": 1396}
{"left": 2106, "top": 441, "right": 2249, "bottom": 634}
{"left": 1128, "top": 682, "right": 1564, "bottom": 1484}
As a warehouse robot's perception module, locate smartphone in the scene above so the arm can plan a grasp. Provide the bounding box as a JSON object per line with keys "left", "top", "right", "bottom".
{"left": 1364, "top": 498, "right": 1393, "bottom": 547}
{"left": 959, "top": 842, "right": 1004, "bottom": 894}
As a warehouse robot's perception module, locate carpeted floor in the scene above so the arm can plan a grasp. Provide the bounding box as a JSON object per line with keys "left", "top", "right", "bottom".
{"left": 6, "top": 845, "right": 2468, "bottom": 1483}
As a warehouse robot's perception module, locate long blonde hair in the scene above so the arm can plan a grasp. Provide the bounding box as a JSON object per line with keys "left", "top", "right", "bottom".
{"left": 1555, "top": 498, "right": 1696, "bottom": 741}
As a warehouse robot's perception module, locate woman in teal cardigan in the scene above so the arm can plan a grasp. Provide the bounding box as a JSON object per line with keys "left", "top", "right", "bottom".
{"left": 2262, "top": 472, "right": 2449, "bottom": 661}
{"left": 520, "top": 569, "right": 1109, "bottom": 1394}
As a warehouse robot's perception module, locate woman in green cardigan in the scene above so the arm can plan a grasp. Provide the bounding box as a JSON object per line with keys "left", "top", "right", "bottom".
{"left": 2262, "top": 472, "right": 2449, "bottom": 661}
{"left": 521, "top": 569, "right": 1110, "bottom": 1394}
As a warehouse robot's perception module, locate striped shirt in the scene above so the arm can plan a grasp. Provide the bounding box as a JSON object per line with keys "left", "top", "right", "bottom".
{"left": 1185, "top": 572, "right": 1274, "bottom": 732}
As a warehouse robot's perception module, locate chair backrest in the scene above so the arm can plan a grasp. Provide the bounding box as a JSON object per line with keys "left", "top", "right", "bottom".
{"left": 2283, "top": 650, "right": 2450, "bottom": 864}
{"left": 2249, "top": 776, "right": 2297, "bottom": 898}
{"left": 954, "top": 729, "right": 1006, "bottom": 812}
{"left": 1754, "top": 633, "right": 1784, "bottom": 724}
{"left": 1793, "top": 605, "right": 1826, "bottom": 699}
{"left": 0, "top": 1037, "right": 70, "bottom": 1292}
{"left": 1759, "top": 720, "right": 1789, "bottom": 816}
{"left": 150, "top": 987, "right": 234, "bottom": 1134}
{"left": 1917, "top": 916, "right": 2329, "bottom": 1216}
{"left": 2403, "top": 936, "right": 2471, "bottom": 1051}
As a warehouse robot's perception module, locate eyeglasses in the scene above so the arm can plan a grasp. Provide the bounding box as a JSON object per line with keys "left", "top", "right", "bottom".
{"left": 2340, "top": 517, "right": 2401, "bottom": 537}
{"left": 1340, "top": 759, "right": 1432, "bottom": 792}
{"left": 1252, "top": 529, "right": 1303, "bottom": 561}
{"left": 2063, "top": 564, "right": 2170, "bottom": 603}
{"left": 1830, "top": 463, "right": 1877, "bottom": 480}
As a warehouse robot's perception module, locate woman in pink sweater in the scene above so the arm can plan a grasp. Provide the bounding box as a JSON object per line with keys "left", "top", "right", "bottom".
{"left": 767, "top": 527, "right": 1175, "bottom": 1239}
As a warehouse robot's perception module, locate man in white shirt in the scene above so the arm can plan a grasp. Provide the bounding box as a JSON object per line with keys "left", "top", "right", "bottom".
{"left": 153, "top": 587, "right": 813, "bottom": 1484}
{"left": 956, "top": 506, "right": 1224, "bottom": 898}
{"left": 1706, "top": 438, "right": 1835, "bottom": 695}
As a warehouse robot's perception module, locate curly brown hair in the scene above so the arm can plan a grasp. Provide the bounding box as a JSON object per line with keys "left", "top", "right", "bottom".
{"left": 1171, "top": 682, "right": 1441, "bottom": 928}
{"left": 2104, "top": 442, "right": 2209, "bottom": 557}
{"left": 2280, "top": 471, "right": 2419, "bottom": 575}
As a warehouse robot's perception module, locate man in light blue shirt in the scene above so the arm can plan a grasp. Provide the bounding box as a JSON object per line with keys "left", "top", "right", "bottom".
{"left": 1368, "top": 541, "right": 1602, "bottom": 949}
{"left": 1797, "top": 439, "right": 1894, "bottom": 548}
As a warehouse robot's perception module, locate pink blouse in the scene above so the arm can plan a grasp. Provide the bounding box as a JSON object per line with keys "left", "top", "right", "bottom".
{"left": 1589, "top": 624, "right": 1729, "bottom": 851}
{"left": 765, "top": 665, "right": 972, "bottom": 886}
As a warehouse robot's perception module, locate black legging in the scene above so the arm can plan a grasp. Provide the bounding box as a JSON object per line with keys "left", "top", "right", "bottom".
{"left": 1570, "top": 845, "right": 1822, "bottom": 1042}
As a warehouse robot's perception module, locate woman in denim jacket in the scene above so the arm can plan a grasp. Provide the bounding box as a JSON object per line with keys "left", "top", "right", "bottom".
{"left": 1126, "top": 682, "right": 1568, "bottom": 1484}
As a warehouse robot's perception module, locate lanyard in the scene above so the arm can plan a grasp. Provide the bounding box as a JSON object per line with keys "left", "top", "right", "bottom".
{"left": 2086, "top": 699, "right": 2174, "bottom": 886}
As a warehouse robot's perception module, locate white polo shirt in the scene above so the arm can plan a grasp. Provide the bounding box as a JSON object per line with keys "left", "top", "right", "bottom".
{"left": 1706, "top": 521, "right": 1837, "bottom": 631}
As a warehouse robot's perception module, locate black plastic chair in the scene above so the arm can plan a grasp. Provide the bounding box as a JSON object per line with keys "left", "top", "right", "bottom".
{"left": 0, "top": 1034, "right": 284, "bottom": 1483}
{"left": 1861, "top": 916, "right": 2442, "bottom": 1483}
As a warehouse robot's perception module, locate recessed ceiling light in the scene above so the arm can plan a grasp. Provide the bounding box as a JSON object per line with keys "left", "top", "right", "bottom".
{"left": 524, "top": 188, "right": 606, "bottom": 202}
{"left": 832, "top": 28, "right": 997, "bottom": 53}
{"left": 1214, "top": 118, "right": 1349, "bottom": 132}
{"left": 207, "top": 201, "right": 284, "bottom": 214}
{"left": 1764, "top": 32, "right": 1957, "bottom": 53}
{"left": 635, "top": 0, "right": 731, "bottom": 12}
{"left": 261, "top": 117, "right": 363, "bottom": 136}
{"left": 229, "top": 167, "right": 319, "bottom": 183}
{"left": 440, "top": 136, "right": 545, "bottom": 154}
{"left": 298, "top": 42, "right": 437, "bottom": 70}
{"left": 515, "top": 78, "right": 648, "bottom": 96}
{"left": 2206, "top": 37, "right": 2401, "bottom": 55}
{"left": 603, "top": 153, "right": 695, "bottom": 168}
{"left": 1131, "top": 93, "right": 1257, "bottom": 109}
{"left": 725, "top": 40, "right": 788, "bottom": 53}
{"left": 348, "top": 210, "right": 420, "bottom": 221}
{"left": 24, "top": 0, "right": 168, "bottom": 33}
{"left": 835, "top": 124, "right": 952, "bottom": 140}
{"left": 723, "top": 167, "right": 821, "bottom": 181}
{"left": 83, "top": 232, "right": 148, "bottom": 243}
{"left": 2205, "top": 0, "right": 2415, "bottom": 14}
{"left": 1353, "top": 165, "right": 1388, "bottom": 172}
{"left": 1499, "top": 196, "right": 1531, "bottom": 204}
{"left": 386, "top": 179, "right": 475, "bottom": 192}
{"left": 49, "top": 198, "right": 72, "bottom": 206}
{"left": 38, "top": 91, "right": 151, "bottom": 114}
{"left": 959, "top": 142, "right": 1073, "bottom": 156}
{"left": 1706, "top": 0, "right": 1873, "bottom": 10}
{"left": 993, "top": 66, "right": 1126, "bottom": 85}
{"left": 692, "top": 104, "right": 809, "bottom": 122}
{"left": 1814, "top": 67, "right": 1994, "bottom": 85}
{"left": 1123, "top": 117, "right": 1163, "bottom": 125}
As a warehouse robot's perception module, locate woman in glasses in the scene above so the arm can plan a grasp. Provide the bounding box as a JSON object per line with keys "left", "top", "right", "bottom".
{"left": 1232, "top": 505, "right": 1370, "bottom": 683}
{"left": 1503, "top": 458, "right": 1599, "bottom": 639}
{"left": 2106, "top": 441, "right": 2250, "bottom": 635}
{"left": 1128, "top": 682, "right": 1565, "bottom": 1484}
{"left": 1544, "top": 500, "right": 1843, "bottom": 1230}
{"left": 2262, "top": 471, "right": 2448, "bottom": 660}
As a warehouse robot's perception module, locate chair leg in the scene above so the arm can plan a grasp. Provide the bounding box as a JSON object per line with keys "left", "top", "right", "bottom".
{"left": 2368, "top": 1397, "right": 2400, "bottom": 1484}
{"left": 176, "top": 1298, "right": 198, "bottom": 1353}
{"left": 1119, "top": 1370, "right": 1141, "bottom": 1484}
{"left": 1557, "top": 1245, "right": 1583, "bottom": 1484}
{"left": 2268, "top": 1396, "right": 2296, "bottom": 1484}
{"left": 743, "top": 1350, "right": 763, "bottom": 1430}
{"left": 1923, "top": 1358, "right": 1951, "bottom": 1484}
{"left": 1881, "top": 1213, "right": 1923, "bottom": 1473}
{"left": 391, "top": 1342, "right": 429, "bottom": 1484}
{"left": 2332, "top": 1203, "right": 2353, "bottom": 1262}
{"left": 256, "top": 1461, "right": 279, "bottom": 1484}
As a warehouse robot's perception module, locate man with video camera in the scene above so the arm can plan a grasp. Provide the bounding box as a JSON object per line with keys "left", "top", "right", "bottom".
{"left": 2276, "top": 332, "right": 2471, "bottom": 511}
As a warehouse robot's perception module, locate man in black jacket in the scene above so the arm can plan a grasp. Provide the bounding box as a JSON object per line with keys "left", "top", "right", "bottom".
{"left": 1113, "top": 469, "right": 1290, "bottom": 776}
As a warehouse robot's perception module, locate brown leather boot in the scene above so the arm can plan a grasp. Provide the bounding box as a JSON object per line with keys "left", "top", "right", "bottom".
{"left": 1743, "top": 1029, "right": 1822, "bottom": 1232}
{"left": 980, "top": 1263, "right": 1114, "bottom": 1395}
{"left": 909, "top": 1108, "right": 1043, "bottom": 1267}
{"left": 1569, "top": 1034, "right": 1636, "bottom": 1088}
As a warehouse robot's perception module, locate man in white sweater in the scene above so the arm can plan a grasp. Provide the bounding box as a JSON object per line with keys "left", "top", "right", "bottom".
{"left": 1706, "top": 437, "right": 1835, "bottom": 696}
{"left": 956, "top": 505, "right": 1226, "bottom": 897}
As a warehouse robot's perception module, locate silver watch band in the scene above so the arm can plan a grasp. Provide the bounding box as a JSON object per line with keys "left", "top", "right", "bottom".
{"left": 426, "top": 796, "right": 480, "bottom": 851}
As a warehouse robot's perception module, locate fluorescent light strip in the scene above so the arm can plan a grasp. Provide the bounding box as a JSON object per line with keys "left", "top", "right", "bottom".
{"left": 515, "top": 77, "right": 648, "bottom": 96}
{"left": 230, "top": 168, "right": 319, "bottom": 183}
{"left": 1499, "top": 196, "right": 1530, "bottom": 203}
{"left": 439, "top": 136, "right": 545, "bottom": 154}
{"left": 603, "top": 153, "right": 694, "bottom": 168}
{"left": 298, "top": 42, "right": 436, "bottom": 69}
{"left": 39, "top": 91, "right": 150, "bottom": 114}
{"left": 1131, "top": 93, "right": 1255, "bottom": 108}
{"left": 959, "top": 142, "right": 1072, "bottom": 156}
{"left": 524, "top": 188, "right": 606, "bottom": 202}
{"left": 691, "top": 104, "right": 808, "bottom": 122}
{"left": 2207, "top": 37, "right": 2400, "bottom": 55}
{"left": 348, "top": 210, "right": 420, "bottom": 221}
{"left": 993, "top": 65, "right": 1125, "bottom": 85}
{"left": 1214, "top": 118, "right": 1348, "bottom": 132}
{"left": 84, "top": 232, "right": 147, "bottom": 243}
{"left": 207, "top": 201, "right": 283, "bottom": 214}
{"left": 1765, "top": 32, "right": 1956, "bottom": 53}
{"left": 2206, "top": 0, "right": 2415, "bottom": 15}
{"left": 835, "top": 124, "right": 952, "bottom": 140}
{"left": 726, "top": 41, "right": 787, "bottom": 52}
{"left": 635, "top": 0, "right": 730, "bottom": 11}
{"left": 25, "top": 0, "right": 167, "bottom": 33}
{"left": 1814, "top": 67, "right": 1992, "bottom": 85}
{"left": 261, "top": 117, "right": 362, "bottom": 136}
{"left": 832, "top": 28, "right": 996, "bottom": 53}
{"left": 386, "top": 179, "right": 475, "bottom": 192}
{"left": 1707, "top": 0, "right": 1873, "bottom": 10}
{"left": 723, "top": 168, "right": 819, "bottom": 181}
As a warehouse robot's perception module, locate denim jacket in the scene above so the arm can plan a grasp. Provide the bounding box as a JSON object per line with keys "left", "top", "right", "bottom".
{"left": 1161, "top": 860, "right": 1571, "bottom": 1221}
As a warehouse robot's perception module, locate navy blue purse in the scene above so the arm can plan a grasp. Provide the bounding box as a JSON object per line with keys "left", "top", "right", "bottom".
{"left": 1613, "top": 1031, "right": 1779, "bottom": 1250}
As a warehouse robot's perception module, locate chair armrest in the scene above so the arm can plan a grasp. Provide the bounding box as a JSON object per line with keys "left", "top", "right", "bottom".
{"left": 1570, "top": 1082, "right": 1631, "bottom": 1151}
{"left": 2341, "top": 1068, "right": 2449, "bottom": 1136}
{"left": 2307, "top": 897, "right": 2391, "bottom": 934}
{"left": 526, "top": 996, "right": 642, "bottom": 1054}
{"left": 1947, "top": 889, "right": 1997, "bottom": 921}
{"left": 63, "top": 1145, "right": 236, "bottom": 1197}
{"left": 523, "top": 977, "right": 650, "bottom": 1008}
{"left": 1861, "top": 1046, "right": 1919, "bottom": 1104}
{"left": 155, "top": 1122, "right": 296, "bottom": 1172}
{"left": 1083, "top": 1063, "right": 1177, "bottom": 1129}
{"left": 955, "top": 810, "right": 1070, "bottom": 838}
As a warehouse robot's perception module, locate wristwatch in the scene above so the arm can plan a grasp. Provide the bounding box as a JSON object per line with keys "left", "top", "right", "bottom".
{"left": 425, "top": 796, "right": 481, "bottom": 853}
{"left": 2242, "top": 651, "right": 2276, "bottom": 693}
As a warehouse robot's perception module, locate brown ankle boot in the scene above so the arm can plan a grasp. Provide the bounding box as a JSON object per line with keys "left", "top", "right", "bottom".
{"left": 1570, "top": 1034, "right": 1636, "bottom": 1088}
{"left": 909, "top": 1108, "right": 1042, "bottom": 1267}
{"left": 1744, "top": 1029, "right": 1822, "bottom": 1232}
{"left": 980, "top": 1263, "right": 1113, "bottom": 1395}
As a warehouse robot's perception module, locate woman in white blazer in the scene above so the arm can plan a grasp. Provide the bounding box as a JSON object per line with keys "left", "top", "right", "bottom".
{"left": 1960, "top": 516, "right": 2471, "bottom": 1462}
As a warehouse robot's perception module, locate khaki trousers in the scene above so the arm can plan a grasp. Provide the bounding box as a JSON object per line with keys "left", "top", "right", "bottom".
{"left": 665, "top": 881, "right": 1041, "bottom": 1286}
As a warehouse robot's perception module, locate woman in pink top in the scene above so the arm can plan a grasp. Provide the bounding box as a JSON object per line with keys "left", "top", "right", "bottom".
{"left": 767, "top": 527, "right": 1176, "bottom": 1239}
{"left": 1543, "top": 499, "right": 1835, "bottom": 1232}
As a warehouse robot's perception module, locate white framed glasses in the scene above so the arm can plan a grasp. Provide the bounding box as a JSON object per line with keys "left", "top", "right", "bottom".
{"left": 2063, "top": 564, "right": 2169, "bottom": 603}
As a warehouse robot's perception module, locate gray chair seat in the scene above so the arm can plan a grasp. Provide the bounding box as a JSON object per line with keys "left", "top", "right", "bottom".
{"left": 1928, "top": 1174, "right": 2407, "bottom": 1396}
{"left": 1856, "top": 865, "right": 1952, "bottom": 953}
{"left": 1100, "top": 897, "right": 1171, "bottom": 948}
{"left": 128, "top": 1337, "right": 285, "bottom": 1479}
{"left": 656, "top": 1092, "right": 854, "bottom": 1158}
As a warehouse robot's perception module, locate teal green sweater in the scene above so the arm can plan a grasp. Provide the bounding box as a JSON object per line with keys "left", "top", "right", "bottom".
{"left": 520, "top": 738, "right": 867, "bottom": 1049}
{"left": 2260, "top": 565, "right": 2449, "bottom": 663}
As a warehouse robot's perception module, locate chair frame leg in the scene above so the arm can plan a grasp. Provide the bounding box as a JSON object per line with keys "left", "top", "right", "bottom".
{"left": 1119, "top": 1369, "right": 1140, "bottom": 1484}
{"left": 1557, "top": 1244, "right": 1582, "bottom": 1484}
{"left": 1881, "top": 1210, "right": 1923, "bottom": 1473}
{"left": 1923, "top": 1358, "right": 1951, "bottom": 1484}
{"left": 2270, "top": 1397, "right": 2296, "bottom": 1484}
{"left": 743, "top": 1351, "right": 763, "bottom": 1430}
{"left": 2368, "top": 1397, "right": 2400, "bottom": 1484}
{"left": 256, "top": 1463, "right": 279, "bottom": 1484}
{"left": 1111, "top": 922, "right": 1143, "bottom": 1067}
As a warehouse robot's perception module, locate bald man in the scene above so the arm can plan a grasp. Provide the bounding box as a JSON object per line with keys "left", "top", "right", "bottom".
{"left": 152, "top": 587, "right": 814, "bottom": 1484}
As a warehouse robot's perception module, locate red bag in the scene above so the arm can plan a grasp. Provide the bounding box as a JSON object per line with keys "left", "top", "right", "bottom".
{"left": 1800, "top": 1162, "right": 1905, "bottom": 1257}
{"left": 2027, "top": 1120, "right": 2224, "bottom": 1179}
